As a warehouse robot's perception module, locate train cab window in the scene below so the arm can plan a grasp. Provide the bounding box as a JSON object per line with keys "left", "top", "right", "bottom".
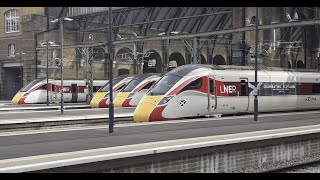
{"left": 142, "top": 82, "right": 155, "bottom": 90}
{"left": 20, "top": 78, "right": 45, "bottom": 92}
{"left": 148, "top": 75, "right": 181, "bottom": 96}
{"left": 312, "top": 83, "right": 320, "bottom": 94}
{"left": 181, "top": 78, "right": 202, "bottom": 92}
{"left": 117, "top": 85, "right": 125, "bottom": 91}
{"left": 37, "top": 84, "right": 47, "bottom": 90}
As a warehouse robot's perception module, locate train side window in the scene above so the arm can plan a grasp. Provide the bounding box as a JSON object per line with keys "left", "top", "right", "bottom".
{"left": 37, "top": 84, "right": 47, "bottom": 90}
{"left": 93, "top": 86, "right": 98, "bottom": 92}
{"left": 142, "top": 82, "right": 155, "bottom": 90}
{"left": 240, "top": 80, "right": 247, "bottom": 96}
{"left": 118, "top": 85, "right": 125, "bottom": 91}
{"left": 209, "top": 80, "right": 214, "bottom": 93}
{"left": 312, "top": 83, "right": 320, "bottom": 94}
{"left": 52, "top": 85, "right": 55, "bottom": 92}
{"left": 181, "top": 78, "right": 202, "bottom": 92}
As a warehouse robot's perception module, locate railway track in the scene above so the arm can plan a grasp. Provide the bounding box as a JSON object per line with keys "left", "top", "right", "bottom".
{"left": 266, "top": 159, "right": 320, "bottom": 173}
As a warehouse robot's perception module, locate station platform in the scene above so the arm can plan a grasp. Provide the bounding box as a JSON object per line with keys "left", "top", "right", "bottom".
{"left": 1, "top": 110, "right": 320, "bottom": 172}
{"left": 0, "top": 102, "right": 90, "bottom": 111}
{"left": 0, "top": 105, "right": 135, "bottom": 131}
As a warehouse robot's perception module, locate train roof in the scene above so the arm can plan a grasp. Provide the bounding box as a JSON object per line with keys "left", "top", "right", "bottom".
{"left": 167, "top": 64, "right": 205, "bottom": 77}
{"left": 167, "top": 64, "right": 320, "bottom": 77}
{"left": 133, "top": 73, "right": 161, "bottom": 80}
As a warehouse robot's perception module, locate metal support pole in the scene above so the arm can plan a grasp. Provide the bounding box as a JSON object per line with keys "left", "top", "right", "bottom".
{"left": 20, "top": 54, "right": 23, "bottom": 87}
{"left": 46, "top": 13, "right": 49, "bottom": 106}
{"left": 167, "top": 34, "right": 170, "bottom": 71}
{"left": 254, "top": 7, "right": 258, "bottom": 121}
{"left": 86, "top": 48, "right": 90, "bottom": 104}
{"left": 60, "top": 18, "right": 64, "bottom": 115}
{"left": 88, "top": 52, "right": 93, "bottom": 103}
{"left": 133, "top": 42, "right": 137, "bottom": 75}
{"left": 46, "top": 41, "right": 49, "bottom": 106}
{"left": 304, "top": 26, "right": 307, "bottom": 68}
{"left": 108, "top": 7, "right": 114, "bottom": 133}
{"left": 193, "top": 37, "right": 197, "bottom": 64}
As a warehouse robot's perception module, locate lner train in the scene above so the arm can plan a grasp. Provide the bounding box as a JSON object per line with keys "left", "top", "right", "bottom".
{"left": 90, "top": 75, "right": 135, "bottom": 108}
{"left": 134, "top": 64, "right": 320, "bottom": 122}
{"left": 114, "top": 73, "right": 161, "bottom": 107}
{"left": 12, "top": 78, "right": 107, "bottom": 104}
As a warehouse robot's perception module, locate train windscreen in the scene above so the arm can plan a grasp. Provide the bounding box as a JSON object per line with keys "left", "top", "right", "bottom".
{"left": 147, "top": 75, "right": 181, "bottom": 96}
{"left": 20, "top": 78, "right": 45, "bottom": 92}
{"left": 122, "top": 75, "right": 151, "bottom": 92}
{"left": 99, "top": 77, "right": 124, "bottom": 92}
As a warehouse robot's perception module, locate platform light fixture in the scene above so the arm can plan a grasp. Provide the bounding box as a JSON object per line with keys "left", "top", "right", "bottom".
{"left": 50, "top": 17, "right": 74, "bottom": 115}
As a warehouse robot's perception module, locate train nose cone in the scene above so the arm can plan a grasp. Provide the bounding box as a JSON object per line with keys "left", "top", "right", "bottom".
{"left": 114, "top": 92, "right": 130, "bottom": 107}
{"left": 90, "top": 92, "right": 107, "bottom": 108}
{"left": 133, "top": 95, "right": 163, "bottom": 122}
{"left": 12, "top": 92, "right": 25, "bottom": 105}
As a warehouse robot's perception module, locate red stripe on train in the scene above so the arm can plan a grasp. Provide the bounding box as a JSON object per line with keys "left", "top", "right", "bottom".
{"left": 149, "top": 105, "right": 174, "bottom": 122}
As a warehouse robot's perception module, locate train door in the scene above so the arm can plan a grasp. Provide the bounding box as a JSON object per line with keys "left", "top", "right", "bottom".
{"left": 51, "top": 84, "right": 59, "bottom": 103}
{"left": 71, "top": 84, "right": 78, "bottom": 103}
{"left": 239, "top": 78, "right": 249, "bottom": 112}
{"left": 48, "top": 83, "right": 52, "bottom": 102}
{"left": 207, "top": 75, "right": 217, "bottom": 112}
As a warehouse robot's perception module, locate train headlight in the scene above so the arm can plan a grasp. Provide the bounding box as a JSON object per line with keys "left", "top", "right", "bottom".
{"left": 103, "top": 93, "right": 109, "bottom": 98}
{"left": 158, "top": 96, "right": 174, "bottom": 105}
{"left": 23, "top": 92, "right": 30, "bottom": 97}
{"left": 127, "top": 92, "right": 135, "bottom": 98}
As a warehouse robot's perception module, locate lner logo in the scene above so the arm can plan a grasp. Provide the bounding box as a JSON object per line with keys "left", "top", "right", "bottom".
{"left": 220, "top": 85, "right": 236, "bottom": 94}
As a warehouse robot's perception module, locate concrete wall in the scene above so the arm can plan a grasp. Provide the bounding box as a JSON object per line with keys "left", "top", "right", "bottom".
{"left": 36, "top": 133, "right": 320, "bottom": 173}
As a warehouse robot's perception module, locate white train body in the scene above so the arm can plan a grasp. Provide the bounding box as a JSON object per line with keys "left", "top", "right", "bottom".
{"left": 12, "top": 78, "right": 107, "bottom": 104}
{"left": 134, "top": 64, "right": 320, "bottom": 122}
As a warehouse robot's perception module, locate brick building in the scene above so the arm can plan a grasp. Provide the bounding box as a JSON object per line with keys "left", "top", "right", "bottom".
{"left": 0, "top": 7, "right": 46, "bottom": 99}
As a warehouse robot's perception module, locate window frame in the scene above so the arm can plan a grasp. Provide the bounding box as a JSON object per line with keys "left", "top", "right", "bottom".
{"left": 181, "top": 77, "right": 202, "bottom": 92}
{"left": 5, "top": 9, "right": 20, "bottom": 33}
{"left": 8, "top": 44, "right": 15, "bottom": 57}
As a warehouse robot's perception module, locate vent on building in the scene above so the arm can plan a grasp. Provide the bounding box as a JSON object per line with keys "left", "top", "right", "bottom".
{"left": 22, "top": 14, "right": 36, "bottom": 22}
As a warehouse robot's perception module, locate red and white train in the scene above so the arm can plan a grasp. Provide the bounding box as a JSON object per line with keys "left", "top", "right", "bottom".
{"left": 12, "top": 78, "right": 107, "bottom": 104}
{"left": 134, "top": 64, "right": 320, "bottom": 122}
{"left": 114, "top": 73, "right": 161, "bottom": 107}
{"left": 90, "top": 75, "right": 135, "bottom": 108}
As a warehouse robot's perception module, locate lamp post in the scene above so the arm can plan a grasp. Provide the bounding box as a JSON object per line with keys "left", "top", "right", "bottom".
{"left": 46, "top": 40, "right": 49, "bottom": 106}
{"left": 108, "top": 7, "right": 114, "bottom": 133}
{"left": 50, "top": 17, "right": 73, "bottom": 115}
{"left": 87, "top": 34, "right": 94, "bottom": 104}
{"left": 254, "top": 7, "right": 259, "bottom": 121}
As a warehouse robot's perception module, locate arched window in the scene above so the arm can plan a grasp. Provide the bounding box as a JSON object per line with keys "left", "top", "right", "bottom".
{"left": 5, "top": 9, "right": 20, "bottom": 33}
{"left": 8, "top": 44, "right": 15, "bottom": 57}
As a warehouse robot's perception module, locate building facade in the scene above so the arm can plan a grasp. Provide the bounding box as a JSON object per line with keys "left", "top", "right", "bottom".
{"left": 0, "top": 7, "right": 46, "bottom": 99}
